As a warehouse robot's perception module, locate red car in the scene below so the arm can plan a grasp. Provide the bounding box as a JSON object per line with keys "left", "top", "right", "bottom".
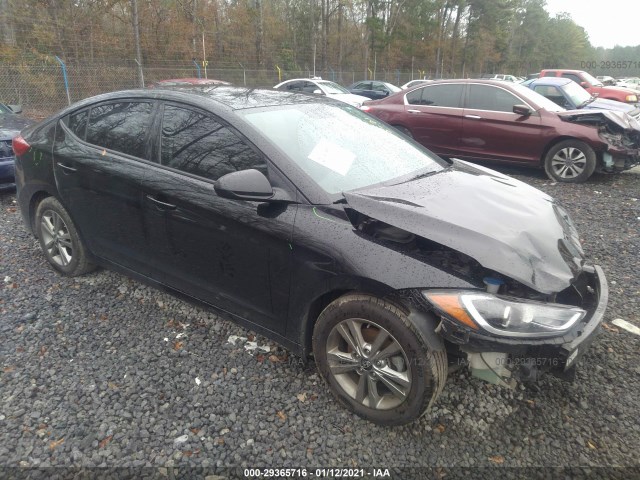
{"left": 361, "top": 79, "right": 640, "bottom": 182}
{"left": 540, "top": 69, "right": 638, "bottom": 104}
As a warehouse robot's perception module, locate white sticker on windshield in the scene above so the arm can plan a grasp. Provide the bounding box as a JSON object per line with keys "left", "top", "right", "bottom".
{"left": 307, "top": 139, "right": 355, "bottom": 176}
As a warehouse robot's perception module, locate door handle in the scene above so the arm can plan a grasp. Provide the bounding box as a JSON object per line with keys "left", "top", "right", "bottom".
{"left": 146, "top": 195, "right": 177, "bottom": 210}
{"left": 57, "top": 163, "right": 77, "bottom": 173}
{"left": 407, "top": 109, "right": 421, "bottom": 114}
{"left": 464, "top": 114, "right": 482, "bottom": 120}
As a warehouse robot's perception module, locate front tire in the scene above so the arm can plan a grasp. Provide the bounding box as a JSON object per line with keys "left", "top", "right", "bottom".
{"left": 544, "top": 140, "right": 596, "bottom": 183}
{"left": 312, "top": 294, "right": 447, "bottom": 426}
{"left": 35, "top": 197, "right": 95, "bottom": 276}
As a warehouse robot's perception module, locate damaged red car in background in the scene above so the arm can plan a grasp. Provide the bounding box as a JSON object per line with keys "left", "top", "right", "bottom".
{"left": 361, "top": 79, "right": 640, "bottom": 183}
{"left": 14, "top": 88, "right": 607, "bottom": 425}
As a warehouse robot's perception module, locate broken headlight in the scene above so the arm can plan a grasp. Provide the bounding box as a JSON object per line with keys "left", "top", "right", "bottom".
{"left": 424, "top": 291, "right": 586, "bottom": 338}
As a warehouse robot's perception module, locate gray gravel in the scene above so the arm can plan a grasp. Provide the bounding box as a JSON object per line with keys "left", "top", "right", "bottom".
{"left": 1, "top": 167, "right": 639, "bottom": 478}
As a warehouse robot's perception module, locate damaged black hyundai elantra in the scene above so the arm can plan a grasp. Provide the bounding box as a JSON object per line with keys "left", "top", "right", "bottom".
{"left": 14, "top": 87, "right": 608, "bottom": 425}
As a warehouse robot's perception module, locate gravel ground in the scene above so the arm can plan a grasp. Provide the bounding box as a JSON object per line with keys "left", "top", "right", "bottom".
{"left": 1, "top": 167, "right": 639, "bottom": 479}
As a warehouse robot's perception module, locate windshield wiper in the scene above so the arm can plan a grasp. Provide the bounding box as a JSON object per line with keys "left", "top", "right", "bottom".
{"left": 578, "top": 96, "right": 596, "bottom": 108}
{"left": 390, "top": 169, "right": 438, "bottom": 185}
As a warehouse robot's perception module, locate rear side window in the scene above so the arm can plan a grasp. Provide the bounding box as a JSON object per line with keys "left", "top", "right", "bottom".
{"left": 67, "top": 109, "right": 88, "bottom": 140}
{"left": 467, "top": 85, "right": 521, "bottom": 112}
{"left": 354, "top": 82, "right": 371, "bottom": 90}
{"left": 407, "top": 84, "right": 463, "bottom": 107}
{"left": 160, "top": 104, "right": 267, "bottom": 181}
{"left": 86, "top": 102, "right": 154, "bottom": 159}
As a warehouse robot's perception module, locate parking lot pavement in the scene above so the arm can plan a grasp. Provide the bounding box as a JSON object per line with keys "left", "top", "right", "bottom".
{"left": 1, "top": 169, "right": 639, "bottom": 476}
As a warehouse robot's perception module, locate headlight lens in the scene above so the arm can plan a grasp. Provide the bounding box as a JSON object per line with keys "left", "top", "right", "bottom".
{"left": 625, "top": 94, "right": 638, "bottom": 102}
{"left": 424, "top": 291, "right": 586, "bottom": 338}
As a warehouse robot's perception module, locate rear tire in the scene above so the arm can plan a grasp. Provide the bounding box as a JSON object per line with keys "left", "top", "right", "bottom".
{"left": 35, "top": 197, "right": 95, "bottom": 276}
{"left": 312, "top": 294, "right": 447, "bottom": 425}
{"left": 543, "top": 140, "right": 596, "bottom": 183}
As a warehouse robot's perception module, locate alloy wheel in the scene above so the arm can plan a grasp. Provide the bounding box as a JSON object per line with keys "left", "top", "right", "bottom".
{"left": 40, "top": 210, "right": 73, "bottom": 267}
{"left": 550, "top": 147, "right": 587, "bottom": 179}
{"left": 325, "top": 318, "right": 412, "bottom": 410}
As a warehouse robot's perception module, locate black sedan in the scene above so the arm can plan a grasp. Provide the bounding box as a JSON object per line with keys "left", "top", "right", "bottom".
{"left": 347, "top": 80, "right": 401, "bottom": 100}
{"left": 14, "top": 87, "right": 607, "bottom": 425}
{"left": 1, "top": 103, "right": 34, "bottom": 190}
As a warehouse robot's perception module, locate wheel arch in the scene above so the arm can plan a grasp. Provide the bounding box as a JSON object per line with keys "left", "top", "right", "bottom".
{"left": 539, "top": 136, "right": 601, "bottom": 166}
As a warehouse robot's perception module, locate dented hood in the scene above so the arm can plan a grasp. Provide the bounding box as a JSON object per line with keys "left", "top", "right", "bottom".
{"left": 343, "top": 160, "right": 585, "bottom": 294}
{"left": 558, "top": 109, "right": 640, "bottom": 131}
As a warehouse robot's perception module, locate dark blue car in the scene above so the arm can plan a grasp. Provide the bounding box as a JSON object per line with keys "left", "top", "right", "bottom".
{"left": 523, "top": 77, "right": 640, "bottom": 120}
{"left": 0, "top": 103, "right": 34, "bottom": 190}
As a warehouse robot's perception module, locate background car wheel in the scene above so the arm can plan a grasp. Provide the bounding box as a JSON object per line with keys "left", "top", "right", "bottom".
{"left": 35, "top": 197, "right": 95, "bottom": 276}
{"left": 312, "top": 294, "right": 447, "bottom": 426}
{"left": 393, "top": 125, "right": 413, "bottom": 138}
{"left": 544, "top": 140, "right": 596, "bottom": 183}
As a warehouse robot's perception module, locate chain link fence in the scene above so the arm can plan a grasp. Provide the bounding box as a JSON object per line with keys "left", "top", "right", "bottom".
{"left": 0, "top": 62, "right": 460, "bottom": 119}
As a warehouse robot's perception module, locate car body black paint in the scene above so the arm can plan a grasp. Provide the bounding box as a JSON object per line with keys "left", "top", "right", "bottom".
{"left": 15, "top": 87, "right": 606, "bottom": 364}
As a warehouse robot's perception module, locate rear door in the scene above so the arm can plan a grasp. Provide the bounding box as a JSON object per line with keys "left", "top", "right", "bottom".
{"left": 402, "top": 83, "right": 464, "bottom": 155}
{"left": 460, "top": 84, "right": 544, "bottom": 163}
{"left": 53, "top": 100, "right": 161, "bottom": 278}
{"left": 141, "top": 102, "right": 296, "bottom": 333}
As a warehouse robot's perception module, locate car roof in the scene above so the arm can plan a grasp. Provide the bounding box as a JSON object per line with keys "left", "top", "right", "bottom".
{"left": 52, "top": 86, "right": 334, "bottom": 118}
{"left": 529, "top": 77, "right": 573, "bottom": 86}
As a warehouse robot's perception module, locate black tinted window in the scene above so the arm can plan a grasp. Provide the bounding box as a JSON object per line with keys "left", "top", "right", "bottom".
{"left": 161, "top": 105, "right": 267, "bottom": 181}
{"left": 67, "top": 109, "right": 88, "bottom": 140}
{"left": 86, "top": 102, "right": 153, "bottom": 159}
{"left": 467, "top": 85, "right": 521, "bottom": 112}
{"left": 409, "top": 84, "right": 463, "bottom": 107}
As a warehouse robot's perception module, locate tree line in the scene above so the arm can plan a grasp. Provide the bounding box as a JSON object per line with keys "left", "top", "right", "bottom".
{"left": 0, "top": 0, "right": 638, "bottom": 79}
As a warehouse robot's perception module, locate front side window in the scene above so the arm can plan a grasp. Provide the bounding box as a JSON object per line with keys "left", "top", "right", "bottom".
{"left": 86, "top": 102, "right": 153, "bottom": 159}
{"left": 161, "top": 104, "right": 267, "bottom": 181}
{"left": 354, "top": 82, "right": 371, "bottom": 90}
{"left": 467, "top": 85, "right": 521, "bottom": 112}
{"left": 561, "top": 73, "right": 584, "bottom": 86}
{"left": 66, "top": 109, "right": 88, "bottom": 140}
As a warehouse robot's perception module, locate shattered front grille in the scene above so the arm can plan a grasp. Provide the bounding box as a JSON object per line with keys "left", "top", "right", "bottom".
{"left": 0, "top": 140, "right": 14, "bottom": 160}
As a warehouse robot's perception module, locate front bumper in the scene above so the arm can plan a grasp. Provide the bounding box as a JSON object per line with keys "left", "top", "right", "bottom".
{"left": 438, "top": 265, "right": 608, "bottom": 377}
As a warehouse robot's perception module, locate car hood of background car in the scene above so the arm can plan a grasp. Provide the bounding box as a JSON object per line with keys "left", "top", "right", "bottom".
{"left": 343, "top": 160, "right": 585, "bottom": 294}
{"left": 330, "top": 93, "right": 370, "bottom": 104}
{"left": 586, "top": 98, "right": 637, "bottom": 114}
{"left": 557, "top": 109, "right": 640, "bottom": 131}
{"left": 0, "top": 114, "right": 34, "bottom": 138}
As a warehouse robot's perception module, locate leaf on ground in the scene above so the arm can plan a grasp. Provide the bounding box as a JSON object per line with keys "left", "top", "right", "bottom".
{"left": 587, "top": 440, "right": 597, "bottom": 449}
{"left": 190, "top": 428, "right": 200, "bottom": 435}
{"left": 276, "top": 411, "right": 287, "bottom": 421}
{"left": 172, "top": 341, "right": 184, "bottom": 351}
{"left": 49, "top": 438, "right": 64, "bottom": 450}
{"left": 488, "top": 455, "right": 505, "bottom": 464}
{"left": 247, "top": 334, "right": 255, "bottom": 341}
{"left": 434, "top": 424, "right": 446, "bottom": 433}
{"left": 15, "top": 325, "right": 24, "bottom": 333}
{"left": 107, "top": 382, "right": 119, "bottom": 390}
{"left": 296, "top": 392, "right": 307, "bottom": 403}
{"left": 601, "top": 323, "right": 619, "bottom": 333}
{"left": 39, "top": 346, "right": 47, "bottom": 357}
{"left": 268, "top": 355, "right": 282, "bottom": 363}
{"left": 3, "top": 366, "right": 15, "bottom": 373}
{"left": 215, "top": 437, "right": 225, "bottom": 445}
{"left": 99, "top": 435, "right": 112, "bottom": 449}
{"left": 99, "top": 314, "right": 108, "bottom": 321}
{"left": 525, "top": 399, "right": 535, "bottom": 406}
{"left": 256, "top": 354, "right": 265, "bottom": 363}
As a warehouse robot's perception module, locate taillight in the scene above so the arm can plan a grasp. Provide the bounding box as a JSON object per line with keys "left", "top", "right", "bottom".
{"left": 12, "top": 135, "right": 30, "bottom": 156}
{"left": 360, "top": 105, "right": 372, "bottom": 112}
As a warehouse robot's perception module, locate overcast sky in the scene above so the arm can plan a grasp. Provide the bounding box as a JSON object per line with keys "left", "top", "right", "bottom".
{"left": 544, "top": 0, "right": 639, "bottom": 49}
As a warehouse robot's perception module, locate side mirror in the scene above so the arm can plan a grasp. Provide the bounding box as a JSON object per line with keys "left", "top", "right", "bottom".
{"left": 580, "top": 81, "right": 589, "bottom": 89}
{"left": 214, "top": 169, "right": 274, "bottom": 201}
{"left": 7, "top": 104, "right": 22, "bottom": 114}
{"left": 513, "top": 104, "right": 532, "bottom": 116}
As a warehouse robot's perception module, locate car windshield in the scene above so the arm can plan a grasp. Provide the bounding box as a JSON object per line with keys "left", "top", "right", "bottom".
{"left": 387, "top": 83, "right": 402, "bottom": 93}
{"left": 318, "top": 81, "right": 350, "bottom": 95}
{"left": 562, "top": 81, "right": 592, "bottom": 106}
{"left": 581, "top": 71, "right": 603, "bottom": 87}
{"left": 511, "top": 83, "right": 566, "bottom": 112}
{"left": 242, "top": 103, "right": 444, "bottom": 195}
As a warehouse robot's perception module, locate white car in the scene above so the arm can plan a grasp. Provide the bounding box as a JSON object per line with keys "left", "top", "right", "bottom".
{"left": 273, "top": 78, "right": 369, "bottom": 107}
{"left": 400, "top": 79, "right": 431, "bottom": 89}
{"left": 617, "top": 77, "right": 640, "bottom": 92}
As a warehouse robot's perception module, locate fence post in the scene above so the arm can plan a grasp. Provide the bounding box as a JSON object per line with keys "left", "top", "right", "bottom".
{"left": 395, "top": 69, "right": 400, "bottom": 86}
{"left": 328, "top": 67, "right": 335, "bottom": 82}
{"left": 276, "top": 65, "right": 282, "bottom": 83}
{"left": 238, "top": 62, "right": 246, "bottom": 86}
{"left": 55, "top": 56, "right": 71, "bottom": 105}
{"left": 193, "top": 60, "right": 201, "bottom": 79}
{"left": 134, "top": 58, "right": 145, "bottom": 87}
